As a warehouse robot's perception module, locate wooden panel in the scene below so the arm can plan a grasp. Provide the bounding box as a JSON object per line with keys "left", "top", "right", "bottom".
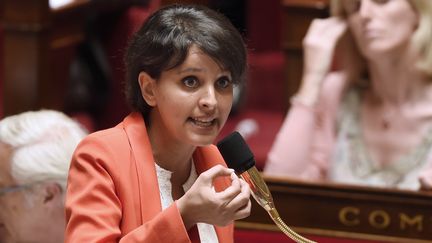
{"left": 2, "top": 0, "right": 50, "bottom": 115}
{"left": 237, "top": 176, "right": 432, "bottom": 242}
{"left": 0, "top": 0, "right": 144, "bottom": 116}
{"left": 281, "top": 0, "right": 329, "bottom": 108}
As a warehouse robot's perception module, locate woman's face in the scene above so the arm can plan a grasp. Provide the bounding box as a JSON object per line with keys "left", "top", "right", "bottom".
{"left": 149, "top": 45, "right": 233, "bottom": 146}
{"left": 343, "top": 0, "right": 418, "bottom": 58}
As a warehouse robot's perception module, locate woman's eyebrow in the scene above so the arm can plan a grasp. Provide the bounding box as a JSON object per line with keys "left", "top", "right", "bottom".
{"left": 177, "top": 67, "right": 204, "bottom": 74}
{"left": 176, "top": 67, "right": 231, "bottom": 78}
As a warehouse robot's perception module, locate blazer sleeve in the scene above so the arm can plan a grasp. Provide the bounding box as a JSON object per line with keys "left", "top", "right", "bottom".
{"left": 65, "top": 136, "right": 191, "bottom": 243}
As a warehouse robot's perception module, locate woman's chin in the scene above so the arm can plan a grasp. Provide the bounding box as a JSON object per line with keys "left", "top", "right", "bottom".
{"left": 186, "top": 133, "right": 218, "bottom": 147}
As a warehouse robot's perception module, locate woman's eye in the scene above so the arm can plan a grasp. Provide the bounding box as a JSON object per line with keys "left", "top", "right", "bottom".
{"left": 373, "top": 0, "right": 390, "bottom": 4}
{"left": 182, "top": 76, "right": 199, "bottom": 88}
{"left": 344, "top": 0, "right": 361, "bottom": 14}
{"left": 216, "top": 77, "right": 232, "bottom": 89}
{"left": 344, "top": 0, "right": 390, "bottom": 14}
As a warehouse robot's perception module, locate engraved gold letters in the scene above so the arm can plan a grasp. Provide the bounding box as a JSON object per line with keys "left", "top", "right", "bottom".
{"left": 368, "top": 210, "right": 390, "bottom": 229}
{"left": 338, "top": 207, "right": 425, "bottom": 232}
{"left": 400, "top": 214, "right": 423, "bottom": 232}
{"left": 339, "top": 207, "right": 360, "bottom": 226}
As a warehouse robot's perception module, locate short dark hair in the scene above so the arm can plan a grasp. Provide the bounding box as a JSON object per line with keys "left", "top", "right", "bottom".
{"left": 124, "top": 4, "right": 247, "bottom": 119}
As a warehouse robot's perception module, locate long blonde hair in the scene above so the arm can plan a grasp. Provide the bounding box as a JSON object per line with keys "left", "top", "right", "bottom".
{"left": 331, "top": 0, "right": 432, "bottom": 78}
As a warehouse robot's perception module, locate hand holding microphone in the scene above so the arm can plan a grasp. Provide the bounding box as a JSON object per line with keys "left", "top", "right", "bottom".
{"left": 217, "top": 132, "right": 316, "bottom": 243}
{"left": 177, "top": 165, "right": 251, "bottom": 229}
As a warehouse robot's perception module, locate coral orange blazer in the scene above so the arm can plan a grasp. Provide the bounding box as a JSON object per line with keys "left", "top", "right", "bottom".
{"left": 65, "top": 112, "right": 233, "bottom": 243}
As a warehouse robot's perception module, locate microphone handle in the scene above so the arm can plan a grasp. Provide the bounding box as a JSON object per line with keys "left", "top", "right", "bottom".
{"left": 240, "top": 167, "right": 316, "bottom": 243}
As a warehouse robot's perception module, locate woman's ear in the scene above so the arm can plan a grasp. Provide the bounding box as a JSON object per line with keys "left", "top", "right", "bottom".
{"left": 138, "top": 71, "right": 157, "bottom": 107}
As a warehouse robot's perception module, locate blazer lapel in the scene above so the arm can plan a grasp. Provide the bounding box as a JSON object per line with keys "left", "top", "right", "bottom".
{"left": 123, "top": 112, "right": 162, "bottom": 223}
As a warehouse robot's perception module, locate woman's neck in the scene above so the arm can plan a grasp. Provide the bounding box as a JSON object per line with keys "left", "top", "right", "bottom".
{"left": 366, "top": 51, "right": 428, "bottom": 106}
{"left": 361, "top": 51, "right": 432, "bottom": 132}
{"left": 147, "top": 115, "right": 195, "bottom": 186}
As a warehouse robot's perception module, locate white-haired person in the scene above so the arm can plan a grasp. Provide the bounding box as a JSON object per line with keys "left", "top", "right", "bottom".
{"left": 265, "top": 0, "right": 432, "bottom": 190}
{"left": 0, "top": 110, "right": 87, "bottom": 243}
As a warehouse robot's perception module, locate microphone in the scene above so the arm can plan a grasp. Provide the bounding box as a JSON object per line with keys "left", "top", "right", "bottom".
{"left": 217, "top": 131, "right": 315, "bottom": 243}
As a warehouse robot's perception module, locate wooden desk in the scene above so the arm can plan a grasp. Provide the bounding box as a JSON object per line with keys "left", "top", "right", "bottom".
{"left": 0, "top": 0, "right": 144, "bottom": 116}
{"left": 281, "top": 0, "right": 329, "bottom": 108}
{"left": 236, "top": 176, "right": 432, "bottom": 242}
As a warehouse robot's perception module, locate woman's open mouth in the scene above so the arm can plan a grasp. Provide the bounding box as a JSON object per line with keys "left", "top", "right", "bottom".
{"left": 189, "top": 117, "right": 216, "bottom": 127}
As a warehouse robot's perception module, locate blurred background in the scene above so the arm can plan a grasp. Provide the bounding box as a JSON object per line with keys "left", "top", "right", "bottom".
{"left": 1, "top": 0, "right": 329, "bottom": 170}
{"left": 4, "top": 2, "right": 431, "bottom": 243}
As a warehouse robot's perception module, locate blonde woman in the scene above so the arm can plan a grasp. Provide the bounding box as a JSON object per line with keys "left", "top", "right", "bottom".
{"left": 265, "top": 0, "right": 432, "bottom": 190}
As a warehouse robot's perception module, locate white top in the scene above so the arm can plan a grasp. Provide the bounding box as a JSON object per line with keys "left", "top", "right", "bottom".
{"left": 330, "top": 87, "right": 432, "bottom": 189}
{"left": 155, "top": 162, "right": 219, "bottom": 243}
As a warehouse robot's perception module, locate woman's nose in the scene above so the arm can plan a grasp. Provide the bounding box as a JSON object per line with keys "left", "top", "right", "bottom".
{"left": 359, "top": 0, "right": 374, "bottom": 19}
{"left": 198, "top": 86, "right": 217, "bottom": 110}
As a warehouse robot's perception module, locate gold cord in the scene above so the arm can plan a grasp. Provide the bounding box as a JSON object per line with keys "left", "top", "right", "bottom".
{"left": 268, "top": 208, "right": 316, "bottom": 243}
{"left": 240, "top": 167, "right": 317, "bottom": 243}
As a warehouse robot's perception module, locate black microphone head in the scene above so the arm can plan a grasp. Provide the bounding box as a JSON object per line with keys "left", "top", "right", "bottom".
{"left": 217, "top": 131, "right": 255, "bottom": 173}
